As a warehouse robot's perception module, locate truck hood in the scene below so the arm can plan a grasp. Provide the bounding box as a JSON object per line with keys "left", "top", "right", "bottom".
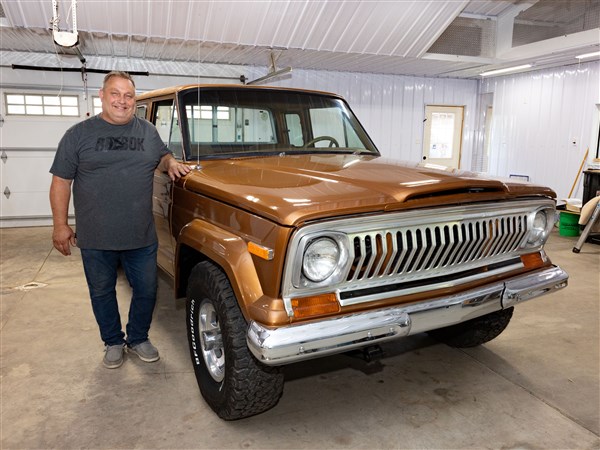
{"left": 182, "top": 154, "right": 556, "bottom": 226}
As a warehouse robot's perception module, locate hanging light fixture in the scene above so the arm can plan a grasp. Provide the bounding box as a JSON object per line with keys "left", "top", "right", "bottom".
{"left": 51, "top": 0, "right": 78, "bottom": 48}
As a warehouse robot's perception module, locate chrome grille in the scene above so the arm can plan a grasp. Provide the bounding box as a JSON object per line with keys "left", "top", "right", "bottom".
{"left": 282, "top": 200, "right": 555, "bottom": 310}
{"left": 347, "top": 215, "right": 528, "bottom": 282}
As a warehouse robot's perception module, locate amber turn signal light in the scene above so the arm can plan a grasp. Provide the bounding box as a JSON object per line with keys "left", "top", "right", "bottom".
{"left": 291, "top": 293, "right": 340, "bottom": 320}
{"left": 520, "top": 252, "right": 544, "bottom": 269}
{"left": 248, "top": 241, "right": 274, "bottom": 260}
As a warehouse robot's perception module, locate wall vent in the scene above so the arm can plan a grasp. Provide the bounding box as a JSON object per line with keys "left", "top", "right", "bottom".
{"left": 428, "top": 17, "right": 496, "bottom": 58}
{"left": 513, "top": 0, "right": 600, "bottom": 47}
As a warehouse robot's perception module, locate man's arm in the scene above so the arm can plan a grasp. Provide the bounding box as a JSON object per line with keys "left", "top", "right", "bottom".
{"left": 159, "top": 153, "right": 191, "bottom": 181}
{"left": 49, "top": 175, "right": 76, "bottom": 256}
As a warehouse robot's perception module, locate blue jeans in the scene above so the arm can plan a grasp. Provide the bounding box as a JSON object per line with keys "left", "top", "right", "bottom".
{"left": 80, "top": 243, "right": 158, "bottom": 347}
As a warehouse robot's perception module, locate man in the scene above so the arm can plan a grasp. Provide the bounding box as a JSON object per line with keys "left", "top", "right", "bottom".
{"left": 50, "top": 71, "right": 190, "bottom": 369}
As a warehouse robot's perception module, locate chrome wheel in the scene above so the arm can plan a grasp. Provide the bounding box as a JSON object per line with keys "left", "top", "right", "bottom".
{"left": 199, "top": 299, "right": 225, "bottom": 382}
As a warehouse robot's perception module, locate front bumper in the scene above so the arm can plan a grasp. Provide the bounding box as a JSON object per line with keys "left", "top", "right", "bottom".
{"left": 247, "top": 265, "right": 568, "bottom": 365}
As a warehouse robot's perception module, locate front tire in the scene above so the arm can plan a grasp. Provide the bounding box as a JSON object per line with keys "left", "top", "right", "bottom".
{"left": 186, "top": 261, "right": 284, "bottom": 420}
{"left": 428, "top": 307, "right": 514, "bottom": 348}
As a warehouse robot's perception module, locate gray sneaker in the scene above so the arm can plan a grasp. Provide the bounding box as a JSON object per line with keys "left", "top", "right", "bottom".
{"left": 103, "top": 344, "right": 125, "bottom": 369}
{"left": 128, "top": 340, "right": 160, "bottom": 363}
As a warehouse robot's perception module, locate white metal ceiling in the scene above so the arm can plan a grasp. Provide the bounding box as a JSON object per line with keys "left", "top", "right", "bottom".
{"left": 1, "top": 0, "right": 598, "bottom": 79}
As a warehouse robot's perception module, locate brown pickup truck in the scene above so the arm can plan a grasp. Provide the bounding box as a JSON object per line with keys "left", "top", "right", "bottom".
{"left": 136, "top": 85, "right": 568, "bottom": 420}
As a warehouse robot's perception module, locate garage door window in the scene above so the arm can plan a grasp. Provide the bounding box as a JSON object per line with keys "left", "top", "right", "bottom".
{"left": 92, "top": 97, "right": 102, "bottom": 116}
{"left": 5, "top": 93, "right": 79, "bottom": 117}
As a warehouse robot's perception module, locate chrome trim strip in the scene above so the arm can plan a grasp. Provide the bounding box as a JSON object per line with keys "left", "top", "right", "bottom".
{"left": 248, "top": 265, "right": 568, "bottom": 365}
{"left": 337, "top": 260, "right": 524, "bottom": 306}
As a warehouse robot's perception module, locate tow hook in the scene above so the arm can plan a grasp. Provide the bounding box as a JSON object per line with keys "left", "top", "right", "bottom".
{"left": 360, "top": 344, "right": 385, "bottom": 362}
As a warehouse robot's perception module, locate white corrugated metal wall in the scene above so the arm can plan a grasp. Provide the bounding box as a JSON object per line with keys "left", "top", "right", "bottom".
{"left": 481, "top": 60, "right": 600, "bottom": 202}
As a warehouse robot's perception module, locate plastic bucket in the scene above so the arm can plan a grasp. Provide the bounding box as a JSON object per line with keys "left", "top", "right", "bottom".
{"left": 559, "top": 211, "right": 580, "bottom": 237}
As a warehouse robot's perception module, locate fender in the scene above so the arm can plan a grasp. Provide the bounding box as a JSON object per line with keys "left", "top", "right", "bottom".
{"left": 175, "top": 219, "right": 264, "bottom": 316}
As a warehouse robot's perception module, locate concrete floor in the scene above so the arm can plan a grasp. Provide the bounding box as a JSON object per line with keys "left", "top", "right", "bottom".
{"left": 1, "top": 226, "right": 598, "bottom": 449}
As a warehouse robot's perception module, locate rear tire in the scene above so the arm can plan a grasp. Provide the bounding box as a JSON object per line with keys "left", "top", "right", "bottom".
{"left": 186, "top": 261, "right": 284, "bottom": 420}
{"left": 428, "top": 307, "right": 514, "bottom": 348}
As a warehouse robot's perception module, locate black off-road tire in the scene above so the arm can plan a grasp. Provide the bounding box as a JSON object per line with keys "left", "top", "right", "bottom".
{"left": 186, "top": 261, "right": 284, "bottom": 420}
{"left": 428, "top": 307, "right": 514, "bottom": 348}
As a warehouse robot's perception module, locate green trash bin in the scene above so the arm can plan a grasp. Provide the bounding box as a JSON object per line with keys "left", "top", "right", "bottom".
{"left": 559, "top": 211, "right": 580, "bottom": 236}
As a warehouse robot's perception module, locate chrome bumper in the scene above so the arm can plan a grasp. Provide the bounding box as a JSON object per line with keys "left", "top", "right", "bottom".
{"left": 247, "top": 266, "right": 568, "bottom": 366}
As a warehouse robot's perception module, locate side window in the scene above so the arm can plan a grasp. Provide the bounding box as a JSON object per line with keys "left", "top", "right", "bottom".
{"left": 285, "top": 113, "right": 304, "bottom": 146}
{"left": 170, "top": 108, "right": 183, "bottom": 158}
{"left": 241, "top": 109, "right": 275, "bottom": 143}
{"left": 187, "top": 105, "right": 275, "bottom": 145}
{"left": 151, "top": 100, "right": 183, "bottom": 159}
{"left": 135, "top": 105, "right": 147, "bottom": 119}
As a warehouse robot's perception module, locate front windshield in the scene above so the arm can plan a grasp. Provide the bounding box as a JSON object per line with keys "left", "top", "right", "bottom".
{"left": 179, "top": 88, "right": 379, "bottom": 160}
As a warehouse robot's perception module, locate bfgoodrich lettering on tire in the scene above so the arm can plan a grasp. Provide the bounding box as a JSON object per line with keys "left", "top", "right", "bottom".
{"left": 186, "top": 261, "right": 284, "bottom": 420}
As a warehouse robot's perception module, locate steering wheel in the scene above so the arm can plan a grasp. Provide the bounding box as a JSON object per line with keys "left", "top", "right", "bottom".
{"left": 304, "top": 136, "right": 339, "bottom": 148}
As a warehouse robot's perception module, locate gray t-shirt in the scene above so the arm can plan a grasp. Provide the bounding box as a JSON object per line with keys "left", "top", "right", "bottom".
{"left": 50, "top": 115, "right": 170, "bottom": 250}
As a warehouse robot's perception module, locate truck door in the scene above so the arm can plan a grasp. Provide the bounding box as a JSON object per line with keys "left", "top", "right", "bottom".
{"left": 150, "top": 99, "right": 183, "bottom": 276}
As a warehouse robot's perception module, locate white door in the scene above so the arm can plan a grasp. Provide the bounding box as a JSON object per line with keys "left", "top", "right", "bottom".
{"left": 422, "top": 105, "right": 464, "bottom": 170}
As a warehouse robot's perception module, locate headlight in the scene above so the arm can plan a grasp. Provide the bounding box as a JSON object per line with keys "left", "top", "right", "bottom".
{"left": 526, "top": 208, "right": 552, "bottom": 247}
{"left": 302, "top": 237, "right": 340, "bottom": 282}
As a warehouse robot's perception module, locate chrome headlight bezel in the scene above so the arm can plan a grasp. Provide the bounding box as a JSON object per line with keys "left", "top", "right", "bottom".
{"left": 523, "top": 206, "right": 555, "bottom": 249}
{"left": 293, "top": 232, "right": 350, "bottom": 288}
